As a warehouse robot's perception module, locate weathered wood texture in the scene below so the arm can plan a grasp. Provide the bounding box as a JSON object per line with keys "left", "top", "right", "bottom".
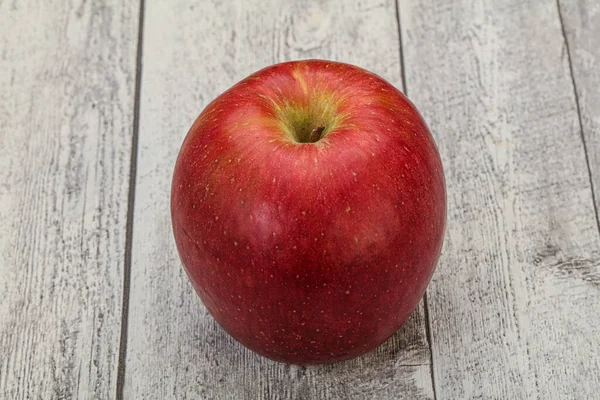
{"left": 399, "top": 0, "right": 600, "bottom": 398}
{"left": 559, "top": 0, "right": 600, "bottom": 228}
{"left": 3, "top": 1, "right": 599, "bottom": 399}
{"left": 124, "top": 0, "right": 433, "bottom": 398}
{"left": 0, "top": 1, "right": 139, "bottom": 399}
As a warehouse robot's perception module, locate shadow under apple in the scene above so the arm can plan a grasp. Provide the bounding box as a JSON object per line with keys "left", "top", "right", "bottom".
{"left": 184, "top": 293, "right": 434, "bottom": 400}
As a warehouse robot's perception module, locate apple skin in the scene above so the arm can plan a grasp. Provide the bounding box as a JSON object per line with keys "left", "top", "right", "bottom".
{"left": 171, "top": 60, "right": 445, "bottom": 365}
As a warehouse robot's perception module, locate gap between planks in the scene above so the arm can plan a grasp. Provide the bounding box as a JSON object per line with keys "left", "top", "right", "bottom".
{"left": 116, "top": 0, "right": 147, "bottom": 399}
{"left": 556, "top": 0, "right": 600, "bottom": 238}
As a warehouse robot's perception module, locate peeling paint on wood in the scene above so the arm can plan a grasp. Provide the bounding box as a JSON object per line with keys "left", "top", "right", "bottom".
{"left": 0, "top": 1, "right": 139, "bottom": 399}
{"left": 399, "top": 0, "right": 600, "bottom": 398}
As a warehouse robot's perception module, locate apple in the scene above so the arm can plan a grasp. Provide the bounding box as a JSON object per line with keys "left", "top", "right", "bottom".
{"left": 171, "top": 60, "right": 446, "bottom": 365}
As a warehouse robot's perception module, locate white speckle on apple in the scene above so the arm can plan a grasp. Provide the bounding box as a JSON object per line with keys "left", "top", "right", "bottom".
{"left": 234, "top": 241, "right": 238, "bottom": 246}
{"left": 345, "top": 206, "right": 351, "bottom": 213}
{"left": 345, "top": 290, "right": 350, "bottom": 294}
{"left": 215, "top": 216, "right": 219, "bottom": 220}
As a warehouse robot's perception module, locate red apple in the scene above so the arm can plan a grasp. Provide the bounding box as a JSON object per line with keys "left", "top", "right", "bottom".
{"left": 171, "top": 60, "right": 446, "bottom": 365}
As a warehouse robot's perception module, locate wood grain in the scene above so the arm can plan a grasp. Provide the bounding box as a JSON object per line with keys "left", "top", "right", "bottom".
{"left": 124, "top": 0, "right": 433, "bottom": 398}
{"left": 399, "top": 0, "right": 600, "bottom": 398}
{"left": 0, "top": 1, "right": 139, "bottom": 399}
{"left": 558, "top": 0, "right": 600, "bottom": 230}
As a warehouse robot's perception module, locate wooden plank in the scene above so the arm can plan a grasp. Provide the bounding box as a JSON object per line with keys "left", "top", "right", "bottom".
{"left": 399, "top": 0, "right": 600, "bottom": 398}
{"left": 0, "top": 1, "right": 139, "bottom": 399}
{"left": 125, "top": 0, "right": 433, "bottom": 398}
{"left": 558, "top": 0, "right": 600, "bottom": 229}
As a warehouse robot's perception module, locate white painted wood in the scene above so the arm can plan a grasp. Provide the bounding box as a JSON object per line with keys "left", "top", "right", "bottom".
{"left": 399, "top": 0, "right": 600, "bottom": 398}
{"left": 558, "top": 0, "right": 600, "bottom": 228}
{"left": 125, "top": 0, "right": 433, "bottom": 398}
{"left": 0, "top": 1, "right": 139, "bottom": 399}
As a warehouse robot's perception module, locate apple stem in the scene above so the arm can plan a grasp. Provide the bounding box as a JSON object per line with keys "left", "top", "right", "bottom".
{"left": 308, "top": 126, "right": 325, "bottom": 143}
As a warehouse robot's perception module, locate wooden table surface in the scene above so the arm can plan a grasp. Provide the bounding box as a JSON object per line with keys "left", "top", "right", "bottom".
{"left": 1, "top": 0, "right": 599, "bottom": 399}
